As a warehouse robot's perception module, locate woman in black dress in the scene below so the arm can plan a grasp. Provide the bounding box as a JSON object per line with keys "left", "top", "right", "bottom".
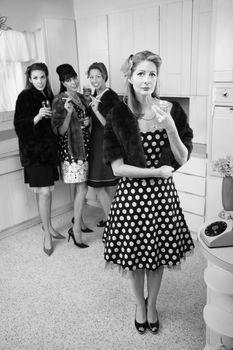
{"left": 52, "top": 64, "right": 91, "bottom": 248}
{"left": 14, "top": 63, "right": 64, "bottom": 257}
{"left": 102, "top": 51, "right": 194, "bottom": 334}
{"left": 87, "top": 62, "right": 120, "bottom": 227}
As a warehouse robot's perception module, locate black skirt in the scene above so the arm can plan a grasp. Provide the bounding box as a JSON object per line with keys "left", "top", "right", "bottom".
{"left": 24, "top": 165, "right": 59, "bottom": 187}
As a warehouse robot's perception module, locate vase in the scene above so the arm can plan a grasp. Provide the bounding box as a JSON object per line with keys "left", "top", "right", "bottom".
{"left": 222, "top": 176, "right": 233, "bottom": 211}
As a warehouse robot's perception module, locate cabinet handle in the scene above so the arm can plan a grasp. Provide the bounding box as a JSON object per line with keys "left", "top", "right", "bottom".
{"left": 223, "top": 90, "right": 228, "bottom": 97}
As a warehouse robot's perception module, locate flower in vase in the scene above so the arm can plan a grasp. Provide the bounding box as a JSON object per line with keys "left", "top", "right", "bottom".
{"left": 212, "top": 155, "right": 233, "bottom": 178}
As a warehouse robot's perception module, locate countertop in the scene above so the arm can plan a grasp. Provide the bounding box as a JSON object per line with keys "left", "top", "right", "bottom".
{"left": 198, "top": 228, "right": 233, "bottom": 273}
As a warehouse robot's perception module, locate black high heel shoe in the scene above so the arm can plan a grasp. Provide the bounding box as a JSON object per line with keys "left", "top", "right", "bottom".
{"left": 97, "top": 220, "right": 106, "bottom": 227}
{"left": 145, "top": 298, "right": 159, "bottom": 334}
{"left": 71, "top": 218, "right": 93, "bottom": 233}
{"left": 134, "top": 305, "right": 147, "bottom": 335}
{"left": 68, "top": 228, "right": 89, "bottom": 248}
{"left": 81, "top": 227, "right": 93, "bottom": 233}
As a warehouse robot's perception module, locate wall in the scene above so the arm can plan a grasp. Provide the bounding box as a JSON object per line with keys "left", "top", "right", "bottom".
{"left": 74, "top": 0, "right": 154, "bottom": 17}
{"left": 1, "top": 0, "right": 75, "bottom": 31}
{"left": 74, "top": 0, "right": 183, "bottom": 17}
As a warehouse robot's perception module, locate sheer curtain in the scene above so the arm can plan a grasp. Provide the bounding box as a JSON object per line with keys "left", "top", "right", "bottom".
{"left": 0, "top": 29, "right": 45, "bottom": 112}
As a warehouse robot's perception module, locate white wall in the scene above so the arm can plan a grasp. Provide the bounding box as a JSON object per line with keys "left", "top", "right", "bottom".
{"left": 1, "top": 0, "right": 75, "bottom": 31}
{"left": 73, "top": 0, "right": 181, "bottom": 18}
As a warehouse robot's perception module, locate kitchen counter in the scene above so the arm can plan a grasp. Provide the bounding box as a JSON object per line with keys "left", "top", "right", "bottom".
{"left": 198, "top": 229, "right": 233, "bottom": 349}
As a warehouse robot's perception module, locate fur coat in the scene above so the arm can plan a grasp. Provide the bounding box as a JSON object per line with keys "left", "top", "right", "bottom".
{"left": 14, "top": 86, "right": 59, "bottom": 167}
{"left": 103, "top": 100, "right": 193, "bottom": 171}
{"left": 52, "top": 92, "right": 87, "bottom": 160}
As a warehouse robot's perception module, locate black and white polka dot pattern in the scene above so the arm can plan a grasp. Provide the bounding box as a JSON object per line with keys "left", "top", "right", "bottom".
{"left": 103, "top": 130, "right": 194, "bottom": 271}
{"left": 59, "top": 104, "right": 90, "bottom": 183}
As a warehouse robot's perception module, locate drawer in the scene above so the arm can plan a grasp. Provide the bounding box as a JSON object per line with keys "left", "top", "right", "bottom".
{"left": 178, "top": 192, "right": 205, "bottom": 216}
{"left": 177, "top": 157, "right": 206, "bottom": 177}
{"left": 214, "top": 86, "right": 233, "bottom": 104}
{"left": 214, "top": 106, "right": 233, "bottom": 117}
{"left": 174, "top": 173, "right": 206, "bottom": 196}
{"left": 183, "top": 211, "right": 204, "bottom": 234}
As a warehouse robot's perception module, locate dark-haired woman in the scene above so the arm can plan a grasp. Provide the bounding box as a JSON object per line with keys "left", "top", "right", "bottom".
{"left": 52, "top": 64, "right": 90, "bottom": 248}
{"left": 102, "top": 51, "right": 195, "bottom": 334}
{"left": 87, "top": 62, "right": 120, "bottom": 227}
{"left": 14, "top": 62, "right": 64, "bottom": 257}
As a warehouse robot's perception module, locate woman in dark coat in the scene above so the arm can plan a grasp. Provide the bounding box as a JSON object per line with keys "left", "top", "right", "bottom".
{"left": 52, "top": 64, "right": 91, "bottom": 248}
{"left": 102, "top": 51, "right": 194, "bottom": 335}
{"left": 14, "top": 62, "right": 64, "bottom": 257}
{"left": 87, "top": 62, "right": 120, "bottom": 227}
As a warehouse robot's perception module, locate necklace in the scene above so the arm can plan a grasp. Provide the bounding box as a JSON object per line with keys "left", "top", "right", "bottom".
{"left": 140, "top": 115, "right": 156, "bottom": 121}
{"left": 96, "top": 88, "right": 109, "bottom": 100}
{"left": 66, "top": 91, "right": 85, "bottom": 111}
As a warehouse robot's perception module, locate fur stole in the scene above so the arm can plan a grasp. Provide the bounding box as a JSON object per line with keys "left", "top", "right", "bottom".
{"left": 103, "top": 100, "right": 193, "bottom": 171}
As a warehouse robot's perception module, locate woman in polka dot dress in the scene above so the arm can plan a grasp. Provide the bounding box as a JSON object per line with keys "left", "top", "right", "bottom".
{"left": 102, "top": 51, "right": 194, "bottom": 334}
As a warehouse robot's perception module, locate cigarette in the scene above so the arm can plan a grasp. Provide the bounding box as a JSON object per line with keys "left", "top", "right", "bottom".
{"left": 90, "top": 97, "right": 101, "bottom": 103}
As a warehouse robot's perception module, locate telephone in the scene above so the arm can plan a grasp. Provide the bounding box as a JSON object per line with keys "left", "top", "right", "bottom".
{"left": 199, "top": 218, "right": 233, "bottom": 248}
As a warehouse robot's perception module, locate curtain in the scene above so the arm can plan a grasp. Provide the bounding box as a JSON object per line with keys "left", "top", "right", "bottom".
{"left": 0, "top": 29, "right": 44, "bottom": 112}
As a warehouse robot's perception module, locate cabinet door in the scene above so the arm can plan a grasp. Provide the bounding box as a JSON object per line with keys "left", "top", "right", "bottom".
{"left": 44, "top": 18, "right": 79, "bottom": 95}
{"left": 191, "top": 0, "right": 212, "bottom": 95}
{"left": 160, "top": 0, "right": 192, "bottom": 96}
{"left": 214, "top": 0, "right": 233, "bottom": 81}
{"left": 76, "top": 15, "right": 109, "bottom": 89}
{"left": 108, "top": 11, "right": 134, "bottom": 94}
{"left": 189, "top": 96, "right": 208, "bottom": 145}
{"left": 133, "top": 6, "right": 159, "bottom": 54}
{"left": 108, "top": 6, "right": 159, "bottom": 94}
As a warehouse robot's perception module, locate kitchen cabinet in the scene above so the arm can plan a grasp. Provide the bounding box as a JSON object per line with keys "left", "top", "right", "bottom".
{"left": 44, "top": 18, "right": 79, "bottom": 95}
{"left": 0, "top": 155, "right": 73, "bottom": 237}
{"left": 213, "top": 0, "right": 233, "bottom": 82}
{"left": 107, "top": 10, "right": 134, "bottom": 93}
{"left": 205, "top": 175, "right": 222, "bottom": 222}
{"left": 108, "top": 1, "right": 192, "bottom": 96}
{"left": 75, "top": 0, "right": 210, "bottom": 98}
{"left": 76, "top": 15, "right": 109, "bottom": 89}
{"left": 189, "top": 96, "right": 208, "bottom": 144}
{"left": 108, "top": 5, "right": 159, "bottom": 94}
{"left": 159, "top": 0, "right": 192, "bottom": 96}
{"left": 190, "top": 0, "right": 212, "bottom": 95}
{"left": 173, "top": 156, "right": 207, "bottom": 237}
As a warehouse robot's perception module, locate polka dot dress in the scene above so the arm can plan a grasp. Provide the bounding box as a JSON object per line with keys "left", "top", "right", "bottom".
{"left": 59, "top": 104, "right": 90, "bottom": 183}
{"left": 103, "top": 130, "right": 194, "bottom": 272}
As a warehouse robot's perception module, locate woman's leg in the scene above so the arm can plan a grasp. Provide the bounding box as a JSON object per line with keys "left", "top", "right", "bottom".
{"left": 130, "top": 269, "right": 147, "bottom": 323}
{"left": 146, "top": 267, "right": 164, "bottom": 323}
{"left": 73, "top": 182, "right": 88, "bottom": 242}
{"left": 105, "top": 185, "right": 116, "bottom": 201}
{"left": 95, "top": 187, "right": 112, "bottom": 221}
{"left": 36, "top": 188, "right": 52, "bottom": 250}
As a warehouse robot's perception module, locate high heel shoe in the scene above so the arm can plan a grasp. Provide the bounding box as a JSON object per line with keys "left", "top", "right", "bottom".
{"left": 68, "top": 228, "right": 89, "bottom": 248}
{"left": 71, "top": 218, "right": 93, "bottom": 233}
{"left": 97, "top": 220, "right": 106, "bottom": 227}
{"left": 145, "top": 298, "right": 159, "bottom": 334}
{"left": 43, "top": 238, "right": 53, "bottom": 256}
{"left": 81, "top": 227, "right": 93, "bottom": 233}
{"left": 134, "top": 305, "right": 147, "bottom": 335}
{"left": 41, "top": 225, "right": 65, "bottom": 239}
{"left": 51, "top": 232, "right": 66, "bottom": 239}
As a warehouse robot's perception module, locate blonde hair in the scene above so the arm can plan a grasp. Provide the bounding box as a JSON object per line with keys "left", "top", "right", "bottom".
{"left": 121, "top": 50, "right": 162, "bottom": 118}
